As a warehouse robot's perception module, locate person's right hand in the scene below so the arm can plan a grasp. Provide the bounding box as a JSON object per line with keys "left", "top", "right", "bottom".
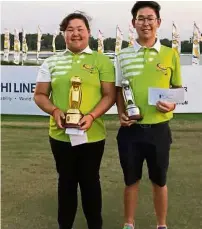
{"left": 119, "top": 113, "right": 137, "bottom": 127}
{"left": 52, "top": 108, "right": 65, "bottom": 129}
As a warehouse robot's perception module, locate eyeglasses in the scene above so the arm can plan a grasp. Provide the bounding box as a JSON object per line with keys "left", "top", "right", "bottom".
{"left": 135, "top": 17, "right": 158, "bottom": 25}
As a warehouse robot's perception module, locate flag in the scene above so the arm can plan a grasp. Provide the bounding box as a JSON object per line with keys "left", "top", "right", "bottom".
{"left": 115, "top": 25, "right": 123, "bottom": 55}
{"left": 22, "top": 28, "right": 28, "bottom": 64}
{"left": 192, "top": 22, "right": 201, "bottom": 66}
{"left": 97, "top": 30, "right": 104, "bottom": 53}
{"left": 37, "top": 25, "right": 42, "bottom": 63}
{"left": 3, "top": 28, "right": 10, "bottom": 62}
{"left": 13, "top": 28, "right": 21, "bottom": 64}
{"left": 172, "top": 22, "right": 181, "bottom": 55}
{"left": 128, "top": 24, "right": 135, "bottom": 47}
{"left": 52, "top": 30, "right": 58, "bottom": 54}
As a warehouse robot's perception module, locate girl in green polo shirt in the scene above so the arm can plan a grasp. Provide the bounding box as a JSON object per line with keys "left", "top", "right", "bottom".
{"left": 34, "top": 12, "right": 115, "bottom": 229}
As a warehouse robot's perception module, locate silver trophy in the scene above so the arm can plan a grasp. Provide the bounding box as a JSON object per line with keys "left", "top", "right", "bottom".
{"left": 122, "top": 79, "right": 142, "bottom": 120}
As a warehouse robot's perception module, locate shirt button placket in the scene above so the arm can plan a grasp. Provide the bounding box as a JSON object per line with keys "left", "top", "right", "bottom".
{"left": 144, "top": 48, "right": 148, "bottom": 64}
{"left": 72, "top": 54, "right": 78, "bottom": 65}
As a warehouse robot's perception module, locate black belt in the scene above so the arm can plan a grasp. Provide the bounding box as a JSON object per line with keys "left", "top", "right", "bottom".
{"left": 134, "top": 121, "right": 169, "bottom": 128}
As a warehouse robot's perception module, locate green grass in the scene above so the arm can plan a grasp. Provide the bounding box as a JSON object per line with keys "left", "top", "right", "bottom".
{"left": 1, "top": 113, "right": 202, "bottom": 122}
{"left": 1, "top": 114, "right": 202, "bottom": 229}
{"left": 172, "top": 113, "right": 202, "bottom": 120}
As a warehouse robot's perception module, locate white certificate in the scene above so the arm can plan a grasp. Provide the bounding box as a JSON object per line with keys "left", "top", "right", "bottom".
{"left": 148, "top": 87, "right": 185, "bottom": 105}
{"left": 65, "top": 128, "right": 88, "bottom": 146}
{"left": 65, "top": 128, "right": 85, "bottom": 135}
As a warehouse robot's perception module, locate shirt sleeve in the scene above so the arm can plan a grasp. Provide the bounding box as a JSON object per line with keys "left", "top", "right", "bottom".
{"left": 115, "top": 55, "right": 123, "bottom": 87}
{"left": 98, "top": 54, "right": 115, "bottom": 82}
{"left": 171, "top": 49, "right": 182, "bottom": 87}
{"left": 36, "top": 60, "right": 51, "bottom": 82}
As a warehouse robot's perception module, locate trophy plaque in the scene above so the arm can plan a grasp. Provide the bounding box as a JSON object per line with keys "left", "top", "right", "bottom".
{"left": 64, "top": 76, "right": 83, "bottom": 128}
{"left": 122, "top": 79, "right": 143, "bottom": 121}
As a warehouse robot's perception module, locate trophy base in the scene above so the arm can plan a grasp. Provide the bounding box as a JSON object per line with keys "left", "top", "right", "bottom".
{"left": 127, "top": 106, "right": 143, "bottom": 121}
{"left": 64, "top": 111, "right": 83, "bottom": 128}
{"left": 129, "top": 114, "right": 143, "bottom": 121}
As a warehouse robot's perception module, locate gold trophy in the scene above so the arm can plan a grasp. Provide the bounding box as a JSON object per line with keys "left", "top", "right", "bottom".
{"left": 64, "top": 76, "right": 83, "bottom": 128}
{"left": 122, "top": 79, "right": 143, "bottom": 120}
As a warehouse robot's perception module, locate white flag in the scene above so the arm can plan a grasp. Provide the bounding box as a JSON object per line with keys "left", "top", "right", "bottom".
{"left": 115, "top": 25, "right": 123, "bottom": 55}
{"left": 37, "top": 25, "right": 42, "bottom": 63}
{"left": 13, "top": 28, "right": 21, "bottom": 64}
{"left": 192, "top": 22, "right": 201, "bottom": 66}
{"left": 172, "top": 22, "right": 181, "bottom": 55}
{"left": 22, "top": 28, "right": 28, "bottom": 63}
{"left": 52, "top": 30, "right": 58, "bottom": 54}
{"left": 3, "top": 28, "right": 10, "bottom": 62}
{"left": 97, "top": 30, "right": 104, "bottom": 54}
{"left": 128, "top": 24, "right": 135, "bottom": 47}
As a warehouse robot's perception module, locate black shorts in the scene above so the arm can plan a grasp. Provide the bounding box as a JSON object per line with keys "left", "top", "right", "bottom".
{"left": 116, "top": 121, "right": 172, "bottom": 187}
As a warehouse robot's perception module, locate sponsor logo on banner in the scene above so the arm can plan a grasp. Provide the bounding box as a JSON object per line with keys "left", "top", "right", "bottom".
{"left": 1, "top": 66, "right": 46, "bottom": 115}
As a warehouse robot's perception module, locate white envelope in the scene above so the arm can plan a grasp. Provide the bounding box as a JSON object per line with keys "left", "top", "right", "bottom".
{"left": 148, "top": 87, "right": 185, "bottom": 105}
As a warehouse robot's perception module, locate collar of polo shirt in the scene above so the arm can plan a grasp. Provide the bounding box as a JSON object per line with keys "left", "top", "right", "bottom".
{"left": 63, "top": 46, "right": 93, "bottom": 55}
{"left": 133, "top": 39, "right": 161, "bottom": 53}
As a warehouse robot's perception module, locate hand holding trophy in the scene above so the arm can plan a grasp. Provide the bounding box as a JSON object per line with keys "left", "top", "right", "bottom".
{"left": 64, "top": 76, "right": 83, "bottom": 128}
{"left": 122, "top": 79, "right": 143, "bottom": 121}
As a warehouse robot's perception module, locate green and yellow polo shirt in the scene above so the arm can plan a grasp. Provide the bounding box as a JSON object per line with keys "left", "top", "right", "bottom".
{"left": 115, "top": 39, "right": 182, "bottom": 124}
{"left": 37, "top": 46, "right": 115, "bottom": 142}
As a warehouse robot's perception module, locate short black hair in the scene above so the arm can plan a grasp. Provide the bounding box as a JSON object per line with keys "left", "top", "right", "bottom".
{"left": 131, "top": 1, "right": 161, "bottom": 19}
{"left": 60, "top": 13, "right": 90, "bottom": 31}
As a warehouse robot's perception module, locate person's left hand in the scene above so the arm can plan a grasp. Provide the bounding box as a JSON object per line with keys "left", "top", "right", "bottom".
{"left": 79, "top": 114, "right": 94, "bottom": 131}
{"left": 156, "top": 101, "right": 176, "bottom": 113}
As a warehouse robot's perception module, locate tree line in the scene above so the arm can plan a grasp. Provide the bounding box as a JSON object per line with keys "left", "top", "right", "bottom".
{"left": 1, "top": 33, "right": 201, "bottom": 54}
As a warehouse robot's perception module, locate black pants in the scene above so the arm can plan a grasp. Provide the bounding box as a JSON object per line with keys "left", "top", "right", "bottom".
{"left": 49, "top": 137, "right": 105, "bottom": 229}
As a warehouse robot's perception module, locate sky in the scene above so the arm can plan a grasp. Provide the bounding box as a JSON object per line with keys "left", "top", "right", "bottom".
{"left": 1, "top": 0, "right": 202, "bottom": 41}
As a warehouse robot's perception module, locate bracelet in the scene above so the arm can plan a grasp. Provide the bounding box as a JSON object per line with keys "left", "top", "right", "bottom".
{"left": 51, "top": 107, "right": 59, "bottom": 116}
{"left": 88, "top": 113, "right": 95, "bottom": 120}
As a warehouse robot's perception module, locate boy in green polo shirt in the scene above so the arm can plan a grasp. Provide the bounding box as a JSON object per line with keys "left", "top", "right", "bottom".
{"left": 115, "top": 2, "right": 182, "bottom": 229}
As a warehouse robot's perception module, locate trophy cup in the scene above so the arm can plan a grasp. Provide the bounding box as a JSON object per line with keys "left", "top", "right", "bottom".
{"left": 122, "top": 79, "right": 143, "bottom": 120}
{"left": 64, "top": 76, "right": 83, "bottom": 128}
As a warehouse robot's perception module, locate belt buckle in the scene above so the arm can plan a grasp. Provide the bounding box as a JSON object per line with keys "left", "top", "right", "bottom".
{"left": 140, "top": 124, "right": 151, "bottom": 128}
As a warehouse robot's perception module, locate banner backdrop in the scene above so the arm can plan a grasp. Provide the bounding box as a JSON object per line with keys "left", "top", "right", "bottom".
{"left": 174, "top": 66, "right": 202, "bottom": 113}
{"left": 1, "top": 66, "right": 46, "bottom": 115}
{"left": 1, "top": 66, "right": 202, "bottom": 115}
